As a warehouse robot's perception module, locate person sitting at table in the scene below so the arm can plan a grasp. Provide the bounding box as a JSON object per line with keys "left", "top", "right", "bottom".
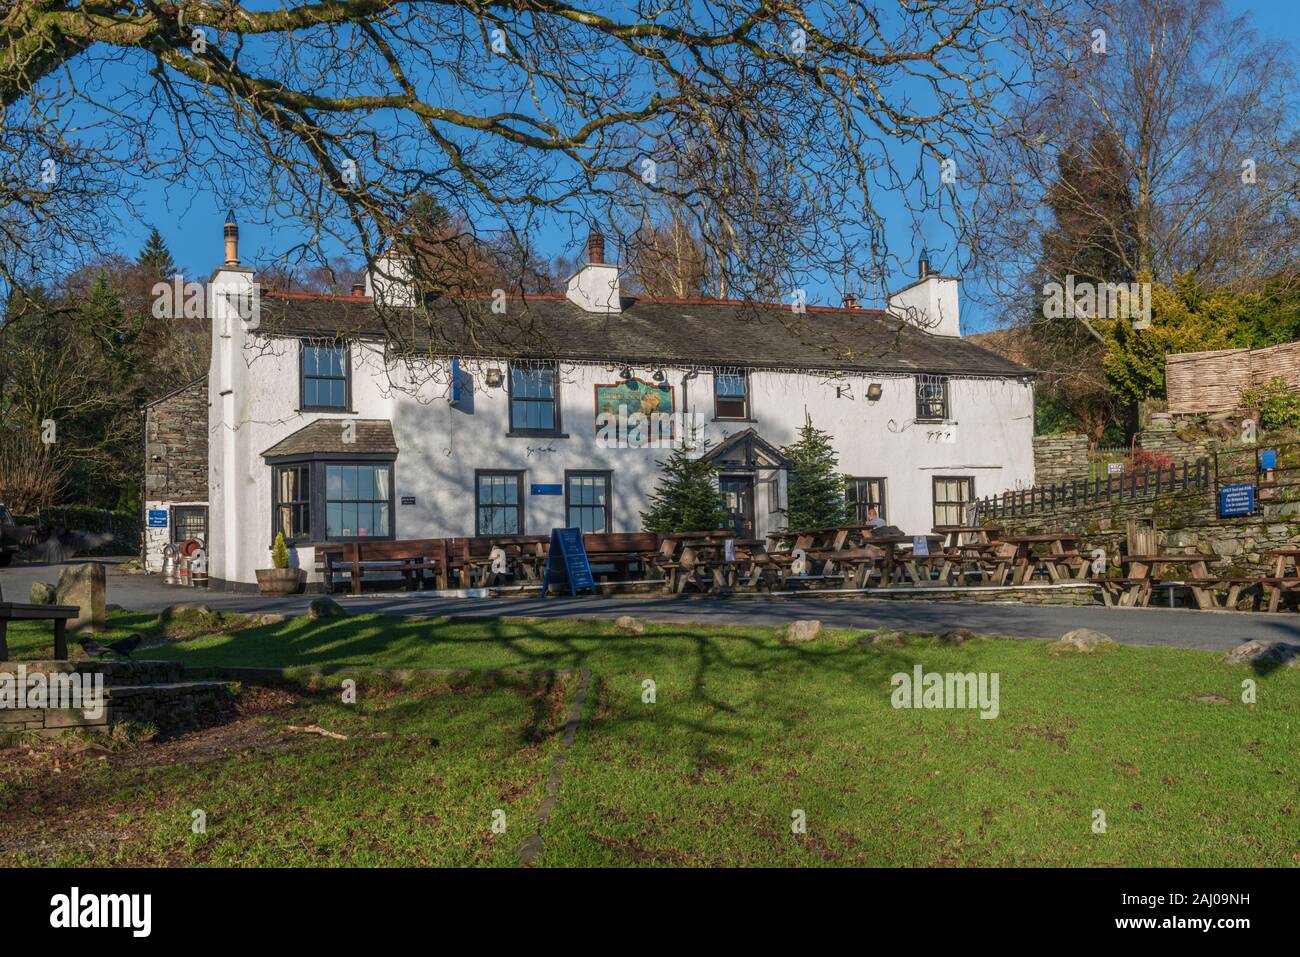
{"left": 864, "top": 506, "right": 887, "bottom": 530}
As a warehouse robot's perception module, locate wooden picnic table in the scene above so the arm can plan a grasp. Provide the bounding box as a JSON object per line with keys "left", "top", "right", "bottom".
{"left": 932, "top": 525, "right": 1003, "bottom": 549}
{"left": 1103, "top": 553, "right": 1219, "bottom": 608}
{"left": 999, "top": 533, "right": 1086, "bottom": 585}
{"left": 660, "top": 531, "right": 743, "bottom": 593}
{"left": 864, "top": 534, "right": 945, "bottom": 586}
{"left": 1261, "top": 549, "right": 1300, "bottom": 612}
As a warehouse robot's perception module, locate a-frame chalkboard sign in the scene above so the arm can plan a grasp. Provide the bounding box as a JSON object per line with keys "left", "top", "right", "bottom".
{"left": 540, "top": 527, "right": 596, "bottom": 597}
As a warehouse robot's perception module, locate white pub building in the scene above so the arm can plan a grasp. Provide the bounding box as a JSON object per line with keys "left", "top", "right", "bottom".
{"left": 143, "top": 216, "right": 1036, "bottom": 589}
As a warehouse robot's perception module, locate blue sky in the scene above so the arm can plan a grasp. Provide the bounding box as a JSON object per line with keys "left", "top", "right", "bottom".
{"left": 100, "top": 0, "right": 1295, "bottom": 334}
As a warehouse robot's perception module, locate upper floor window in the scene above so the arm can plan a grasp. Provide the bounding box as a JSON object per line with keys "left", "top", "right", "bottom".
{"left": 509, "top": 362, "right": 560, "bottom": 433}
{"left": 714, "top": 371, "right": 749, "bottom": 419}
{"left": 301, "top": 341, "right": 349, "bottom": 410}
{"left": 915, "top": 376, "right": 949, "bottom": 420}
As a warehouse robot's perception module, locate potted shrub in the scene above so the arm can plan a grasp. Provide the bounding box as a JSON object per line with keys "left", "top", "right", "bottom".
{"left": 255, "top": 532, "right": 304, "bottom": 595}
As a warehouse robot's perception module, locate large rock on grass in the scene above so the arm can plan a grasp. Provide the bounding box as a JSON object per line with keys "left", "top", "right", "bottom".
{"left": 783, "top": 620, "right": 822, "bottom": 643}
{"left": 1047, "top": 628, "right": 1116, "bottom": 655}
{"left": 613, "top": 616, "right": 645, "bottom": 636}
{"left": 308, "top": 597, "right": 348, "bottom": 620}
{"left": 55, "top": 563, "right": 106, "bottom": 633}
{"left": 29, "top": 581, "right": 57, "bottom": 604}
{"left": 1223, "top": 640, "right": 1299, "bottom": 668}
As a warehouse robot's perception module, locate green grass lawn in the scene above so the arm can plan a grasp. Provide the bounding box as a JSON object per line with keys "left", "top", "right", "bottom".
{"left": 2, "top": 609, "right": 1297, "bottom": 866}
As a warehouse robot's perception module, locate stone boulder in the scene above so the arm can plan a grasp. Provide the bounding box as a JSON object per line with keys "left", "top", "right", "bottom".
{"left": 255, "top": 613, "right": 290, "bottom": 626}
{"left": 1222, "top": 640, "right": 1299, "bottom": 668}
{"left": 783, "top": 620, "right": 822, "bottom": 643}
{"left": 308, "top": 597, "right": 348, "bottom": 620}
{"left": 55, "top": 563, "right": 106, "bottom": 633}
{"left": 161, "top": 603, "right": 212, "bottom": 621}
{"left": 1047, "top": 628, "right": 1117, "bottom": 655}
{"left": 940, "top": 628, "right": 977, "bottom": 646}
{"left": 859, "top": 630, "right": 910, "bottom": 647}
{"left": 29, "top": 581, "right": 57, "bottom": 605}
{"left": 613, "top": 616, "right": 645, "bottom": 636}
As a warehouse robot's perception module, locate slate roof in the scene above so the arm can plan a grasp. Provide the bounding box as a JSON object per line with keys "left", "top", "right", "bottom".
{"left": 261, "top": 419, "right": 399, "bottom": 458}
{"left": 255, "top": 292, "right": 1034, "bottom": 378}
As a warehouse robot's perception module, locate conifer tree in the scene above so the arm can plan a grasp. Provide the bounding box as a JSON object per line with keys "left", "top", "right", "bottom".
{"left": 782, "top": 413, "right": 845, "bottom": 530}
{"left": 137, "top": 227, "right": 177, "bottom": 279}
{"left": 640, "top": 443, "right": 729, "bottom": 533}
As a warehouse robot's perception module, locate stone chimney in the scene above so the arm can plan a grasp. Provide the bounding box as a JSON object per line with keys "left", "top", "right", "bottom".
{"left": 565, "top": 226, "right": 620, "bottom": 313}
{"left": 223, "top": 209, "right": 239, "bottom": 266}
{"left": 886, "top": 248, "right": 960, "bottom": 337}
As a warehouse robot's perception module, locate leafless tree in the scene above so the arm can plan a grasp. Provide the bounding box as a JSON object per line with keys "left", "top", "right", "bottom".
{"left": 2, "top": 0, "right": 1074, "bottom": 374}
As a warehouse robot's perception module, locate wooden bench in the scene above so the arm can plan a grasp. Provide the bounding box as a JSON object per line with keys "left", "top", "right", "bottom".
{"left": 581, "top": 533, "right": 663, "bottom": 581}
{"left": 0, "top": 582, "right": 80, "bottom": 661}
{"left": 318, "top": 539, "right": 451, "bottom": 595}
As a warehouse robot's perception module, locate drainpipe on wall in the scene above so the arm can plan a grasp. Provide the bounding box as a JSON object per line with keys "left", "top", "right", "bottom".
{"left": 681, "top": 369, "right": 699, "bottom": 446}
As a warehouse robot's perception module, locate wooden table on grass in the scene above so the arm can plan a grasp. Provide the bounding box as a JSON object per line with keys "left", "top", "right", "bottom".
{"left": 1103, "top": 553, "right": 1219, "bottom": 608}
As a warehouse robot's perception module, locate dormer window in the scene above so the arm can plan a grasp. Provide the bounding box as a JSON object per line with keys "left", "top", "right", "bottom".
{"left": 301, "top": 340, "right": 350, "bottom": 411}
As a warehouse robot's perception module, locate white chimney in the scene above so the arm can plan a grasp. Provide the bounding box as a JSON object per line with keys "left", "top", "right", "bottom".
{"left": 365, "top": 252, "right": 415, "bottom": 307}
{"left": 565, "top": 228, "right": 621, "bottom": 313}
{"left": 887, "top": 249, "right": 960, "bottom": 337}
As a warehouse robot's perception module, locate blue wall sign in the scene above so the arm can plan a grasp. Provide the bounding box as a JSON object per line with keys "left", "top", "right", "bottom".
{"left": 147, "top": 509, "right": 168, "bottom": 528}
{"left": 1261, "top": 449, "right": 1278, "bottom": 471}
{"left": 530, "top": 484, "right": 563, "bottom": 496}
{"left": 541, "top": 527, "right": 596, "bottom": 597}
{"left": 449, "top": 357, "right": 463, "bottom": 407}
{"left": 1218, "top": 483, "right": 1255, "bottom": 517}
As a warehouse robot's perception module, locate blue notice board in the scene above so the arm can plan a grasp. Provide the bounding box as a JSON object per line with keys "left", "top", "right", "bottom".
{"left": 1261, "top": 449, "right": 1278, "bottom": 471}
{"left": 147, "top": 509, "right": 168, "bottom": 528}
{"left": 1218, "top": 483, "right": 1255, "bottom": 518}
{"left": 530, "top": 484, "right": 562, "bottom": 496}
{"left": 541, "top": 527, "right": 595, "bottom": 597}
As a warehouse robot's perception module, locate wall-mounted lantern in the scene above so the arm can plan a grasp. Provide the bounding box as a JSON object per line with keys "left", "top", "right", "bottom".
{"left": 484, "top": 368, "right": 504, "bottom": 388}
{"left": 866, "top": 382, "right": 883, "bottom": 401}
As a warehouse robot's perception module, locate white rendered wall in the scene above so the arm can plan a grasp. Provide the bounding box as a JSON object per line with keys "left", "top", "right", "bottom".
{"left": 208, "top": 330, "right": 1035, "bottom": 585}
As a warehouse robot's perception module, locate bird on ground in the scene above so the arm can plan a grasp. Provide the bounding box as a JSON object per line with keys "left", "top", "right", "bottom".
{"left": 107, "top": 635, "right": 143, "bottom": 658}
{"left": 78, "top": 638, "right": 109, "bottom": 657}
{"left": 78, "top": 634, "right": 143, "bottom": 658}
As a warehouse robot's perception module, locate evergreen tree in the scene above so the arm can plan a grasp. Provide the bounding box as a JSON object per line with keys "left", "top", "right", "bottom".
{"left": 782, "top": 413, "right": 845, "bottom": 530}
{"left": 137, "top": 227, "right": 177, "bottom": 279}
{"left": 640, "top": 443, "right": 729, "bottom": 533}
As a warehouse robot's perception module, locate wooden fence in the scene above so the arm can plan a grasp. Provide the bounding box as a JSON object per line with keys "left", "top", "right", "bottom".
{"left": 1166, "top": 341, "right": 1300, "bottom": 415}
{"left": 974, "top": 457, "right": 1211, "bottom": 520}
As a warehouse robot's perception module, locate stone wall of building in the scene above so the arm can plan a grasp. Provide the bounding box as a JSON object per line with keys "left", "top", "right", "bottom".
{"left": 145, "top": 379, "right": 209, "bottom": 502}
{"left": 1032, "top": 433, "right": 1091, "bottom": 485}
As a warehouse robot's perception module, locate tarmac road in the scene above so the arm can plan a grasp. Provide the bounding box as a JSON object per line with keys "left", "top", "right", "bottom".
{"left": 4, "top": 558, "right": 1298, "bottom": 652}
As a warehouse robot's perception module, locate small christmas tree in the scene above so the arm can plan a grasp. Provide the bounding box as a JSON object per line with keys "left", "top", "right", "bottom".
{"left": 640, "top": 443, "right": 730, "bottom": 533}
{"left": 270, "top": 532, "right": 291, "bottom": 569}
{"left": 782, "top": 413, "right": 846, "bottom": 530}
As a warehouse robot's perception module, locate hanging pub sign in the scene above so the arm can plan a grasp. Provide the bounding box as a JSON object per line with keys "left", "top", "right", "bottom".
{"left": 594, "top": 378, "right": 675, "bottom": 442}
{"left": 541, "top": 527, "right": 596, "bottom": 597}
{"left": 1218, "top": 483, "right": 1255, "bottom": 518}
